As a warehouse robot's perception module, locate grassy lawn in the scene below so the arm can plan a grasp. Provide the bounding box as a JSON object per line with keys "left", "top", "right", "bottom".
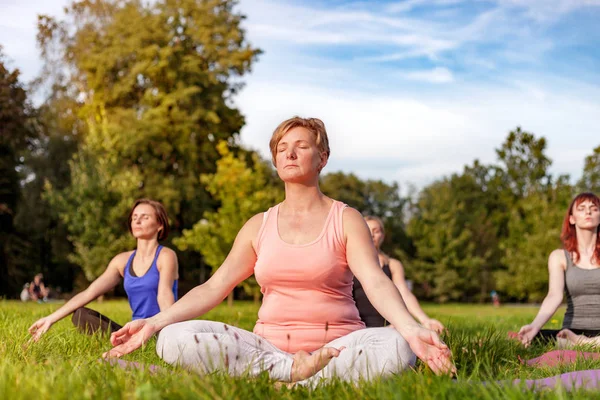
{"left": 2, "top": 300, "right": 600, "bottom": 399}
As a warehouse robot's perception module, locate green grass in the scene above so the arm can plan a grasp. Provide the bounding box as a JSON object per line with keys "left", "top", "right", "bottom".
{"left": 2, "top": 300, "right": 600, "bottom": 399}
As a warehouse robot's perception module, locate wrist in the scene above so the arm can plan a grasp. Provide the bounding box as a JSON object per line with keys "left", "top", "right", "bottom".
{"left": 396, "top": 322, "right": 422, "bottom": 338}
{"left": 149, "top": 314, "right": 169, "bottom": 331}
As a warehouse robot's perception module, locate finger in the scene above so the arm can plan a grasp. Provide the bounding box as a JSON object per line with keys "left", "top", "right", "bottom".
{"left": 28, "top": 323, "right": 39, "bottom": 334}
{"left": 430, "top": 333, "right": 448, "bottom": 349}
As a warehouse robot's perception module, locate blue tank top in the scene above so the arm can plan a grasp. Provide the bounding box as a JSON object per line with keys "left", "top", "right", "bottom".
{"left": 123, "top": 245, "right": 178, "bottom": 320}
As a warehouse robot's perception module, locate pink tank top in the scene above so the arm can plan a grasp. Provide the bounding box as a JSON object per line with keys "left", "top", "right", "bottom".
{"left": 253, "top": 200, "right": 365, "bottom": 353}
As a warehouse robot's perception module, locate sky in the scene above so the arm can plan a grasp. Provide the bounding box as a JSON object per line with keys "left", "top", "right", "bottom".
{"left": 1, "top": 0, "right": 599, "bottom": 190}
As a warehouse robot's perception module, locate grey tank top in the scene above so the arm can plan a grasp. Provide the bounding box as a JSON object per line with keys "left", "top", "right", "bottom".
{"left": 563, "top": 249, "right": 600, "bottom": 329}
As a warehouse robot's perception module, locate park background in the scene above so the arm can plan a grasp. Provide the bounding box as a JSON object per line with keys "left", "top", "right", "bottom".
{"left": 1, "top": 0, "right": 599, "bottom": 304}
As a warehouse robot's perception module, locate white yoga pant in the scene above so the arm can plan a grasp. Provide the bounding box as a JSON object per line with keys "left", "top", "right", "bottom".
{"left": 156, "top": 320, "right": 416, "bottom": 386}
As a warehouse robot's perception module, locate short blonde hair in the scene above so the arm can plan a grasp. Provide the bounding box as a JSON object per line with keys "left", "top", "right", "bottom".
{"left": 269, "top": 116, "right": 330, "bottom": 167}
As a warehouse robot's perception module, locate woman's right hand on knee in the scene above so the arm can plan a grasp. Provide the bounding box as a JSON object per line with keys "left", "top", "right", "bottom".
{"left": 103, "top": 318, "right": 159, "bottom": 358}
{"left": 28, "top": 317, "right": 54, "bottom": 341}
{"left": 517, "top": 324, "right": 539, "bottom": 347}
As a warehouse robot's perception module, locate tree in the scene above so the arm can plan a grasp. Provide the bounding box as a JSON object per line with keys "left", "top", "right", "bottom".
{"left": 578, "top": 145, "right": 600, "bottom": 194}
{"left": 406, "top": 168, "right": 501, "bottom": 303}
{"left": 38, "top": 0, "right": 261, "bottom": 281}
{"left": 174, "top": 142, "right": 283, "bottom": 303}
{"left": 487, "top": 128, "right": 575, "bottom": 300}
{"left": 495, "top": 127, "right": 552, "bottom": 201}
{"left": 0, "top": 48, "right": 37, "bottom": 296}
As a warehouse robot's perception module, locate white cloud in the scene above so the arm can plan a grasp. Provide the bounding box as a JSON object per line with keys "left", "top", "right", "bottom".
{"left": 403, "top": 67, "right": 454, "bottom": 83}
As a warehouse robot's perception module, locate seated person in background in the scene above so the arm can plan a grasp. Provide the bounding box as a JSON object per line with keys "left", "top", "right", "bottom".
{"left": 353, "top": 216, "right": 444, "bottom": 333}
{"left": 28, "top": 199, "right": 179, "bottom": 340}
{"left": 28, "top": 273, "right": 49, "bottom": 302}
{"left": 517, "top": 192, "right": 600, "bottom": 346}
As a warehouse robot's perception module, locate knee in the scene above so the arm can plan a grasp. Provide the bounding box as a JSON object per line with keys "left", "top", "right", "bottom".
{"left": 156, "top": 323, "right": 184, "bottom": 364}
{"left": 381, "top": 329, "right": 416, "bottom": 368}
{"left": 71, "top": 307, "right": 85, "bottom": 324}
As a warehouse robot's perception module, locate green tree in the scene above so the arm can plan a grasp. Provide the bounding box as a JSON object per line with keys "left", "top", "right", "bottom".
{"left": 0, "top": 48, "right": 37, "bottom": 296}
{"left": 495, "top": 127, "right": 552, "bottom": 202}
{"left": 407, "top": 167, "right": 501, "bottom": 303}
{"left": 38, "top": 0, "right": 261, "bottom": 281}
{"left": 493, "top": 128, "right": 573, "bottom": 301}
{"left": 578, "top": 145, "right": 600, "bottom": 194}
{"left": 174, "top": 142, "right": 283, "bottom": 303}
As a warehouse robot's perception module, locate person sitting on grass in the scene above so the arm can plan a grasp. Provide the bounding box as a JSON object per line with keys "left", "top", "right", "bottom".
{"left": 517, "top": 192, "right": 600, "bottom": 346}
{"left": 103, "top": 116, "right": 455, "bottom": 386}
{"left": 28, "top": 199, "right": 178, "bottom": 340}
{"left": 353, "top": 215, "right": 444, "bottom": 333}
{"left": 28, "top": 273, "right": 49, "bottom": 302}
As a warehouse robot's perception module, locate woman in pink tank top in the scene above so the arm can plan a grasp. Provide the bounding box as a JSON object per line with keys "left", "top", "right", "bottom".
{"left": 104, "top": 117, "right": 454, "bottom": 384}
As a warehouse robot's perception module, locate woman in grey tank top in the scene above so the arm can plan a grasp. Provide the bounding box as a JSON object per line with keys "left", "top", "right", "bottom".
{"left": 517, "top": 192, "right": 600, "bottom": 347}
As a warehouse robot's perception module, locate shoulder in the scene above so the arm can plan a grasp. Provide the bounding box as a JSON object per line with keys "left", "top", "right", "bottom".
{"left": 158, "top": 246, "right": 178, "bottom": 260}
{"left": 341, "top": 206, "right": 365, "bottom": 226}
{"left": 388, "top": 257, "right": 404, "bottom": 274}
{"left": 389, "top": 257, "right": 403, "bottom": 269}
{"left": 111, "top": 251, "right": 135, "bottom": 266}
{"left": 549, "top": 249, "right": 567, "bottom": 270}
{"left": 341, "top": 206, "right": 368, "bottom": 237}
{"left": 157, "top": 247, "right": 178, "bottom": 264}
{"left": 245, "top": 212, "right": 266, "bottom": 232}
{"left": 109, "top": 250, "right": 135, "bottom": 274}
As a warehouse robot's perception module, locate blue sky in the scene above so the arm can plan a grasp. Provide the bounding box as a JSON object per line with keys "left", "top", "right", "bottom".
{"left": 1, "top": 0, "right": 599, "bottom": 190}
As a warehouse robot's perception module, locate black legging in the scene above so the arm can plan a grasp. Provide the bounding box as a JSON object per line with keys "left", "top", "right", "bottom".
{"left": 71, "top": 307, "right": 122, "bottom": 335}
{"left": 534, "top": 328, "right": 600, "bottom": 344}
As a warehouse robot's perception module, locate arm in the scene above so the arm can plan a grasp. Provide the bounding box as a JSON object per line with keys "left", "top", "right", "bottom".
{"left": 518, "top": 249, "right": 566, "bottom": 346}
{"left": 389, "top": 258, "right": 444, "bottom": 333}
{"left": 104, "top": 214, "right": 262, "bottom": 357}
{"left": 28, "top": 254, "right": 125, "bottom": 341}
{"left": 557, "top": 329, "right": 600, "bottom": 347}
{"left": 156, "top": 248, "right": 179, "bottom": 311}
{"left": 344, "top": 208, "right": 454, "bottom": 374}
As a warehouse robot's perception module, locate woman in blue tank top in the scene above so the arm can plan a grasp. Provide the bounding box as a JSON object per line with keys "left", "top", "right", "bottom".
{"left": 516, "top": 192, "right": 600, "bottom": 347}
{"left": 28, "top": 199, "right": 179, "bottom": 341}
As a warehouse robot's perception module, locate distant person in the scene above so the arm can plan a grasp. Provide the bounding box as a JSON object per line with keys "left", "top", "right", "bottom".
{"left": 28, "top": 199, "right": 179, "bottom": 341}
{"left": 28, "top": 273, "right": 49, "bottom": 302}
{"left": 102, "top": 116, "right": 454, "bottom": 385}
{"left": 20, "top": 283, "right": 30, "bottom": 302}
{"left": 353, "top": 216, "right": 445, "bottom": 333}
{"left": 517, "top": 192, "right": 600, "bottom": 346}
{"left": 491, "top": 290, "right": 501, "bottom": 308}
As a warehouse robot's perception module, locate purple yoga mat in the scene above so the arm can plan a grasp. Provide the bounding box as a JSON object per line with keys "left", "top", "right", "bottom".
{"left": 511, "top": 369, "right": 600, "bottom": 391}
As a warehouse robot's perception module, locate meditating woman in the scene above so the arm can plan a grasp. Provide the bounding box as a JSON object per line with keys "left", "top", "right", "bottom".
{"left": 104, "top": 117, "right": 454, "bottom": 384}
{"left": 518, "top": 192, "right": 600, "bottom": 346}
{"left": 28, "top": 199, "right": 178, "bottom": 340}
{"left": 353, "top": 215, "right": 444, "bottom": 333}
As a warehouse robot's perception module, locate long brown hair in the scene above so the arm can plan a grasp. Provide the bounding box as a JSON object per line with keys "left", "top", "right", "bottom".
{"left": 128, "top": 199, "right": 170, "bottom": 241}
{"left": 560, "top": 192, "right": 600, "bottom": 264}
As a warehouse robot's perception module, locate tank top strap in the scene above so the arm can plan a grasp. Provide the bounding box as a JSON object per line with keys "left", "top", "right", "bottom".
{"left": 329, "top": 200, "right": 347, "bottom": 251}
{"left": 151, "top": 245, "right": 163, "bottom": 271}
{"left": 564, "top": 249, "right": 575, "bottom": 269}
{"left": 256, "top": 205, "right": 277, "bottom": 256}
{"left": 125, "top": 250, "right": 137, "bottom": 275}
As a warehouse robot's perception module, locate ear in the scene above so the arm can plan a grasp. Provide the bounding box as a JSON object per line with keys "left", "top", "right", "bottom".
{"left": 569, "top": 215, "right": 575, "bottom": 225}
{"left": 318, "top": 152, "right": 329, "bottom": 172}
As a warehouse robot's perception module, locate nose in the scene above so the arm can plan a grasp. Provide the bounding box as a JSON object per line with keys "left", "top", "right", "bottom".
{"left": 286, "top": 149, "right": 296, "bottom": 159}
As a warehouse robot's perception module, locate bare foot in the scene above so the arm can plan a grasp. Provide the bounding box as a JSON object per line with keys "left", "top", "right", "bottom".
{"left": 290, "top": 347, "right": 344, "bottom": 382}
